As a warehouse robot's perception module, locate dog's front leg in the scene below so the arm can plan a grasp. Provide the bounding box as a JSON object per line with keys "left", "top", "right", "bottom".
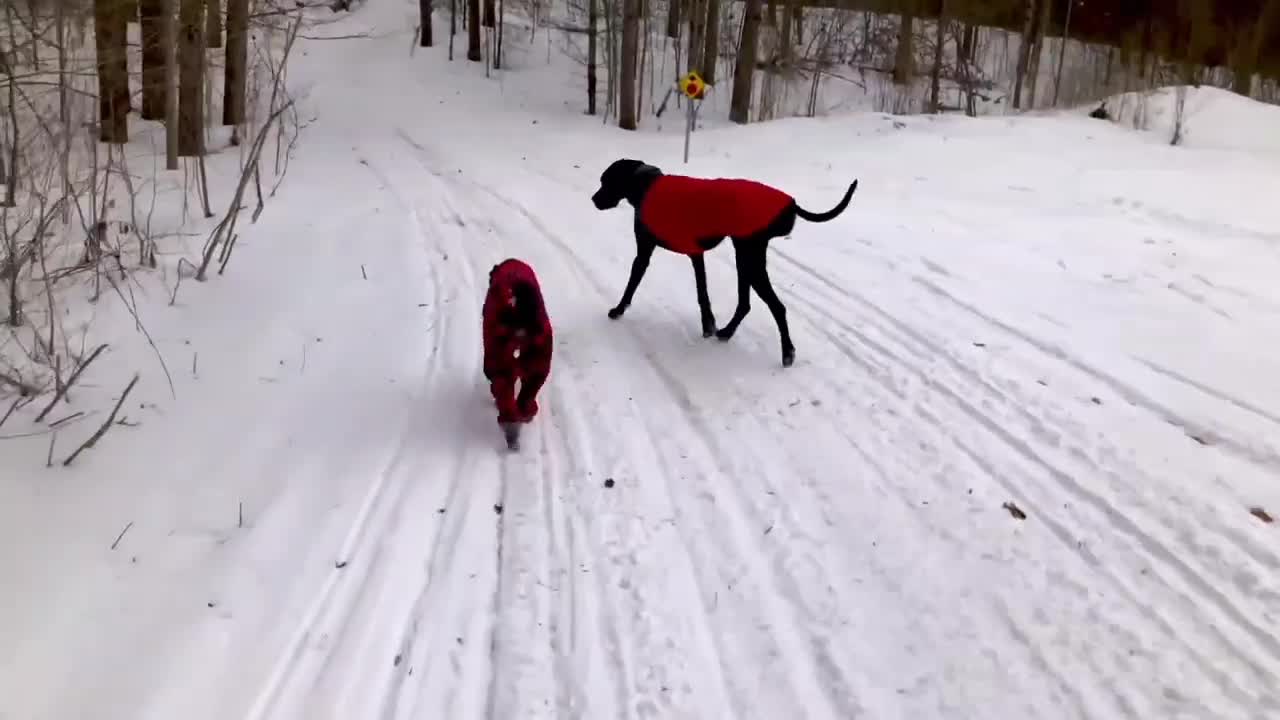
{"left": 609, "top": 239, "right": 655, "bottom": 319}
{"left": 689, "top": 254, "right": 716, "bottom": 337}
{"left": 715, "top": 239, "right": 755, "bottom": 341}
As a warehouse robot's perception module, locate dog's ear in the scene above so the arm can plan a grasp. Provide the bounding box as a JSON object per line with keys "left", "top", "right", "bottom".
{"left": 600, "top": 159, "right": 645, "bottom": 184}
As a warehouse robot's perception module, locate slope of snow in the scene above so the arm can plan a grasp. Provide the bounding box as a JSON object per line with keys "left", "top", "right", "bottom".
{"left": 3, "top": 2, "right": 1280, "bottom": 719}
{"left": 1093, "top": 84, "right": 1280, "bottom": 154}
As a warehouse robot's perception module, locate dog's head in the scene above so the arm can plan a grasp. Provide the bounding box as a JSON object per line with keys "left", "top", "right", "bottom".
{"left": 592, "top": 158, "right": 661, "bottom": 210}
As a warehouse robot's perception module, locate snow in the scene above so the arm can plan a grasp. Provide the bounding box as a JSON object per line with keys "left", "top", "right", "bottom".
{"left": 4, "top": 2, "right": 1280, "bottom": 719}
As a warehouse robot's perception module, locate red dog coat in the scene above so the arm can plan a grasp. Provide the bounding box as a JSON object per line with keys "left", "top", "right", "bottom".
{"left": 482, "top": 259, "right": 553, "bottom": 424}
{"left": 638, "top": 175, "right": 794, "bottom": 255}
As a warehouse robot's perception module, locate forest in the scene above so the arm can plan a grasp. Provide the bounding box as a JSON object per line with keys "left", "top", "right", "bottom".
{"left": 416, "top": 0, "right": 1280, "bottom": 127}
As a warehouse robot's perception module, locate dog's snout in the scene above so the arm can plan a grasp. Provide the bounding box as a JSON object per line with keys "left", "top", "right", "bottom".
{"left": 591, "top": 189, "right": 615, "bottom": 210}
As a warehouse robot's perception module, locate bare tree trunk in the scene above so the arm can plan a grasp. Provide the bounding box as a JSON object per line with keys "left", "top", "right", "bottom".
{"left": 224, "top": 0, "right": 248, "bottom": 123}
{"left": 179, "top": 0, "right": 205, "bottom": 156}
{"left": 929, "top": 1, "right": 946, "bottom": 112}
{"left": 206, "top": 0, "right": 222, "bottom": 47}
{"left": 449, "top": 0, "right": 456, "bottom": 58}
{"left": 701, "top": 0, "right": 719, "bottom": 84}
{"left": 619, "top": 0, "right": 639, "bottom": 129}
{"left": 26, "top": 0, "right": 40, "bottom": 68}
{"left": 494, "top": 0, "right": 503, "bottom": 66}
{"left": 604, "top": 0, "right": 617, "bottom": 119}
{"left": 94, "top": 0, "right": 131, "bottom": 143}
{"left": 893, "top": 0, "right": 915, "bottom": 86}
{"left": 1103, "top": 44, "right": 1115, "bottom": 90}
{"left": 57, "top": 0, "right": 71, "bottom": 217}
{"left": 467, "top": 0, "right": 481, "bottom": 60}
{"left": 482, "top": 0, "right": 494, "bottom": 27}
{"left": 790, "top": 1, "right": 801, "bottom": 45}
{"left": 729, "top": 0, "right": 761, "bottom": 123}
{"left": 140, "top": 0, "right": 167, "bottom": 119}
{"left": 958, "top": 22, "right": 977, "bottom": 116}
{"left": 420, "top": 0, "right": 434, "bottom": 46}
{"left": 639, "top": 0, "right": 649, "bottom": 114}
{"left": 587, "top": 0, "right": 598, "bottom": 113}
{"left": 1052, "top": 0, "right": 1072, "bottom": 106}
{"left": 687, "top": 0, "right": 706, "bottom": 74}
{"left": 1025, "top": 0, "right": 1051, "bottom": 108}
{"left": 1, "top": 6, "right": 17, "bottom": 207}
{"left": 779, "top": 0, "right": 794, "bottom": 67}
{"left": 1012, "top": 0, "right": 1035, "bottom": 108}
{"left": 1236, "top": 0, "right": 1280, "bottom": 98}
{"left": 665, "top": 0, "right": 679, "bottom": 39}
{"left": 166, "top": 0, "right": 179, "bottom": 169}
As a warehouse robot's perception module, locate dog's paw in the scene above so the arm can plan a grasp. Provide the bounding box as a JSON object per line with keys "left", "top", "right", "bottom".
{"left": 781, "top": 349, "right": 796, "bottom": 367}
{"left": 607, "top": 305, "right": 626, "bottom": 320}
{"left": 714, "top": 327, "right": 735, "bottom": 342}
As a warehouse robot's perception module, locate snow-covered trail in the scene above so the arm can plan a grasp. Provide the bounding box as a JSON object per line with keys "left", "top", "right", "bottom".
{"left": 222, "top": 17, "right": 1280, "bottom": 717}
{"left": 5, "top": 2, "right": 1280, "bottom": 719}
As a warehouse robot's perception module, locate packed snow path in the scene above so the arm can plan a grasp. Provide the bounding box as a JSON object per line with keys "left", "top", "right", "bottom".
{"left": 4, "top": 3, "right": 1280, "bottom": 719}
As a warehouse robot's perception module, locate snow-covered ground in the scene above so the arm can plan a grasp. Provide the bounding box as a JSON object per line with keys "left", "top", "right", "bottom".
{"left": 4, "top": 1, "right": 1280, "bottom": 719}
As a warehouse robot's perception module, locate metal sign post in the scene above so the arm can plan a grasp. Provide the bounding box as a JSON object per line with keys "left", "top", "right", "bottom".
{"left": 677, "top": 71, "right": 706, "bottom": 165}
{"left": 683, "top": 98, "right": 694, "bottom": 163}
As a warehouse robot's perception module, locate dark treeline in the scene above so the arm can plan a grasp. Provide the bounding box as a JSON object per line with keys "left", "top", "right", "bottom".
{"left": 813, "top": 0, "right": 1280, "bottom": 93}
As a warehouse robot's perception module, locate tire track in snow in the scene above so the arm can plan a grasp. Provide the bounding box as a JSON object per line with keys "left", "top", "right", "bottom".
{"left": 778, "top": 286, "right": 1256, "bottom": 715}
{"left": 771, "top": 250, "right": 1280, "bottom": 711}
{"left": 453, "top": 179, "right": 863, "bottom": 719}
{"left": 378, "top": 203, "right": 496, "bottom": 720}
{"left": 472, "top": 192, "right": 733, "bottom": 720}
{"left": 908, "top": 272, "right": 1280, "bottom": 472}
{"left": 244, "top": 177, "right": 460, "bottom": 720}
{"left": 1130, "top": 356, "right": 1280, "bottom": 428}
{"left": 418, "top": 161, "right": 668, "bottom": 720}
{"left": 430, "top": 171, "right": 633, "bottom": 720}
{"left": 760, "top": 292, "right": 1115, "bottom": 716}
{"left": 392, "top": 138, "right": 746, "bottom": 718}
{"left": 541, "top": 375, "right": 642, "bottom": 720}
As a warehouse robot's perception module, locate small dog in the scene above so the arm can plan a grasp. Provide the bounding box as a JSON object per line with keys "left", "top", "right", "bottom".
{"left": 482, "top": 258, "right": 553, "bottom": 448}
{"left": 591, "top": 158, "right": 858, "bottom": 367}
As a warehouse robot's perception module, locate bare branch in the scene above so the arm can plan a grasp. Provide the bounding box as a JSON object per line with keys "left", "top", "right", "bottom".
{"left": 62, "top": 373, "right": 140, "bottom": 466}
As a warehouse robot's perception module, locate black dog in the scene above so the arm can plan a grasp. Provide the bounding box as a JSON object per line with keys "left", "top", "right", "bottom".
{"left": 591, "top": 158, "right": 858, "bottom": 367}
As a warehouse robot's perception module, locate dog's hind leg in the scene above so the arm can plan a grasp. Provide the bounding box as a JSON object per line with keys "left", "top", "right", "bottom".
{"left": 746, "top": 250, "right": 795, "bottom": 367}
{"left": 609, "top": 239, "right": 656, "bottom": 319}
{"left": 690, "top": 254, "right": 717, "bottom": 337}
{"left": 714, "top": 239, "right": 755, "bottom": 342}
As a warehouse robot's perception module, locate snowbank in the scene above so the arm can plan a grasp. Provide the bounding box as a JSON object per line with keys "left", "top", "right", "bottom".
{"left": 1090, "top": 84, "right": 1280, "bottom": 153}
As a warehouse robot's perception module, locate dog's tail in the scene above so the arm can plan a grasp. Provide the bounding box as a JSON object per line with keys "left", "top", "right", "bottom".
{"left": 794, "top": 180, "right": 859, "bottom": 223}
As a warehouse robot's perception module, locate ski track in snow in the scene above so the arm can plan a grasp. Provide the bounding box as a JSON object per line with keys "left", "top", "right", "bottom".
{"left": 765, "top": 245, "right": 1280, "bottom": 714}
{"left": 386, "top": 119, "right": 1280, "bottom": 718}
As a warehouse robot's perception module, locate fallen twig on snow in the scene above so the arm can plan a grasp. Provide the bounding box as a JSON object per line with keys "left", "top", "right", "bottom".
{"left": 110, "top": 521, "right": 134, "bottom": 550}
{"left": 35, "top": 343, "right": 108, "bottom": 422}
{"left": 49, "top": 411, "right": 84, "bottom": 427}
{"left": 62, "top": 374, "right": 140, "bottom": 466}
{"left": 0, "top": 397, "right": 21, "bottom": 428}
{"left": 1002, "top": 501, "right": 1027, "bottom": 520}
